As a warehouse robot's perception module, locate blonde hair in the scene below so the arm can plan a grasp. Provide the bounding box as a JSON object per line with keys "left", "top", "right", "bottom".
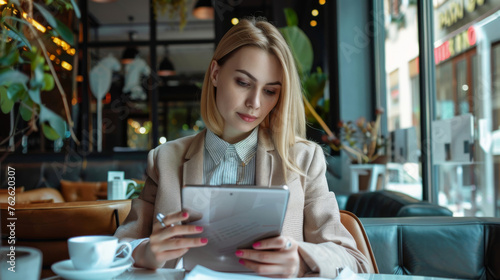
{"left": 200, "top": 18, "right": 307, "bottom": 178}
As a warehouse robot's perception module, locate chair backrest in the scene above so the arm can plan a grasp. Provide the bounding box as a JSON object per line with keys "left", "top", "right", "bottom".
{"left": 0, "top": 188, "right": 65, "bottom": 204}
{"left": 345, "top": 190, "right": 453, "bottom": 217}
{"left": 361, "top": 216, "right": 500, "bottom": 278}
{"left": 0, "top": 200, "right": 131, "bottom": 277}
{"left": 340, "top": 210, "right": 379, "bottom": 273}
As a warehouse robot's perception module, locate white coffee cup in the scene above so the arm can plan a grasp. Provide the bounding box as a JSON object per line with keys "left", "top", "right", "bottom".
{"left": 68, "top": 236, "right": 132, "bottom": 270}
{"left": 0, "top": 246, "right": 42, "bottom": 280}
{"left": 107, "top": 179, "right": 137, "bottom": 200}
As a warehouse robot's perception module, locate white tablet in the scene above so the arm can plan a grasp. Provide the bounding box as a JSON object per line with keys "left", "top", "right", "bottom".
{"left": 181, "top": 185, "right": 289, "bottom": 272}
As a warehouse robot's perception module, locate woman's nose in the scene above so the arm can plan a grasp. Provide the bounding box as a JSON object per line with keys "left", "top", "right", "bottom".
{"left": 245, "top": 89, "right": 261, "bottom": 109}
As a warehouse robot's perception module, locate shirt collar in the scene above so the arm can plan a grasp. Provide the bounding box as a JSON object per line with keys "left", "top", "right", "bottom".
{"left": 205, "top": 128, "right": 258, "bottom": 165}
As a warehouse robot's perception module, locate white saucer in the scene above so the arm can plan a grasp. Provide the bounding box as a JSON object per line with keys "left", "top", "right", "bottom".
{"left": 51, "top": 259, "right": 133, "bottom": 280}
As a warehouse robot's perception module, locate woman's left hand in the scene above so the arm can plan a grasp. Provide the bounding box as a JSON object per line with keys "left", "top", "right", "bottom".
{"left": 235, "top": 236, "right": 302, "bottom": 278}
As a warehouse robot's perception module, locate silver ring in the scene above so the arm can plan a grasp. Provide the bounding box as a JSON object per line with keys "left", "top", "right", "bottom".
{"left": 284, "top": 240, "right": 292, "bottom": 250}
{"left": 156, "top": 213, "right": 166, "bottom": 228}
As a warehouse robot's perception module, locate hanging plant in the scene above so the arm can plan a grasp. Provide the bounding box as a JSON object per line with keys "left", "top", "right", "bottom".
{"left": 153, "top": 0, "right": 188, "bottom": 30}
{"left": 0, "top": 0, "right": 80, "bottom": 155}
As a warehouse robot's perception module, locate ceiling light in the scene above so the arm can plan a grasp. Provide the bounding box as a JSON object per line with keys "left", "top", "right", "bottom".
{"left": 122, "top": 16, "right": 138, "bottom": 64}
{"left": 158, "top": 57, "right": 176, "bottom": 77}
{"left": 121, "top": 46, "right": 139, "bottom": 65}
{"left": 192, "top": 0, "right": 214, "bottom": 20}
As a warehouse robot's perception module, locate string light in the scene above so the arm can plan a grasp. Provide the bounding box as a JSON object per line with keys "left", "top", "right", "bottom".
{"left": 312, "top": 9, "right": 319, "bottom": 16}
{"left": 231, "top": 18, "right": 239, "bottom": 25}
{"left": 319, "top": 0, "right": 326, "bottom": 5}
{"left": 61, "top": 61, "right": 72, "bottom": 71}
{"left": 22, "top": 12, "right": 46, "bottom": 33}
{"left": 310, "top": 20, "right": 317, "bottom": 27}
{"left": 52, "top": 37, "right": 74, "bottom": 56}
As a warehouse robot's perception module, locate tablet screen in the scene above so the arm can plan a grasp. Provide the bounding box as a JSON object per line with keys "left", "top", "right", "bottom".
{"left": 181, "top": 185, "right": 289, "bottom": 272}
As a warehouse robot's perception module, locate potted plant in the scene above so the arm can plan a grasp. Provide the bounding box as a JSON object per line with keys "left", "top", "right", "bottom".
{"left": 279, "top": 8, "right": 329, "bottom": 138}
{"left": 321, "top": 108, "right": 386, "bottom": 164}
{"left": 0, "top": 0, "right": 80, "bottom": 158}
{"left": 320, "top": 109, "right": 388, "bottom": 192}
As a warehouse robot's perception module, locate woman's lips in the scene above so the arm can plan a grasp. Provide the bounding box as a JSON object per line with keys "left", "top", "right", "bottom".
{"left": 238, "top": 113, "right": 258, "bottom": 122}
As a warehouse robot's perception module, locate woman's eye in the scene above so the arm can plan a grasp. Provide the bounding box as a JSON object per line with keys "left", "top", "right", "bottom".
{"left": 236, "top": 80, "right": 249, "bottom": 87}
{"left": 264, "top": 89, "right": 276, "bottom": 95}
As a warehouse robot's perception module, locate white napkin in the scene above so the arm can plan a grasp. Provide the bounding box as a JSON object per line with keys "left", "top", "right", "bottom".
{"left": 184, "top": 265, "right": 364, "bottom": 280}
{"left": 335, "top": 267, "right": 366, "bottom": 280}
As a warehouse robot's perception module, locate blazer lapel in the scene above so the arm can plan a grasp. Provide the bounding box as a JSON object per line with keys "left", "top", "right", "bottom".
{"left": 182, "top": 130, "right": 206, "bottom": 185}
{"left": 256, "top": 128, "right": 275, "bottom": 187}
{"left": 255, "top": 128, "right": 301, "bottom": 186}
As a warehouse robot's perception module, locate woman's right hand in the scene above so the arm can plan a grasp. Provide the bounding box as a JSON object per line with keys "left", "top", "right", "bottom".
{"left": 132, "top": 211, "right": 208, "bottom": 269}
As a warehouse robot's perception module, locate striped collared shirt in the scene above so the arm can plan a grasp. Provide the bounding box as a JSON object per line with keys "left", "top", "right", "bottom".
{"left": 203, "top": 128, "right": 258, "bottom": 185}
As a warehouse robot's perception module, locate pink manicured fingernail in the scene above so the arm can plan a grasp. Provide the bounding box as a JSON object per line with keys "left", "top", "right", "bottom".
{"left": 182, "top": 212, "right": 189, "bottom": 218}
{"left": 253, "top": 242, "right": 261, "bottom": 248}
{"left": 196, "top": 226, "right": 203, "bottom": 232}
{"left": 235, "top": 250, "right": 244, "bottom": 256}
{"left": 239, "top": 259, "right": 245, "bottom": 265}
{"left": 200, "top": 238, "right": 208, "bottom": 244}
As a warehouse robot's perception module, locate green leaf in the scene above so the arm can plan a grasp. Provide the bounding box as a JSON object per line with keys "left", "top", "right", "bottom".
{"left": 70, "top": 0, "right": 81, "bottom": 18}
{"left": 0, "top": 86, "right": 14, "bottom": 114}
{"left": 23, "top": 47, "right": 37, "bottom": 62}
{"left": 19, "top": 98, "right": 34, "bottom": 121}
{"left": 0, "top": 47, "right": 20, "bottom": 67}
{"left": 7, "top": 83, "right": 26, "bottom": 100}
{"left": 34, "top": 63, "right": 45, "bottom": 87}
{"left": 0, "top": 69, "right": 29, "bottom": 87}
{"left": 31, "top": 53, "right": 45, "bottom": 71}
{"left": 280, "top": 26, "right": 313, "bottom": 77}
{"left": 303, "top": 68, "right": 328, "bottom": 105}
{"left": 1, "top": 6, "right": 9, "bottom": 18}
{"left": 28, "top": 88, "right": 42, "bottom": 105}
{"left": 284, "top": 8, "right": 298, "bottom": 27}
{"left": 42, "top": 123, "right": 60, "bottom": 140}
{"left": 4, "top": 23, "right": 32, "bottom": 50}
{"left": 42, "top": 73, "right": 55, "bottom": 91}
{"left": 40, "top": 106, "right": 65, "bottom": 140}
{"left": 33, "top": 2, "right": 58, "bottom": 29}
{"left": 54, "top": 18, "right": 74, "bottom": 45}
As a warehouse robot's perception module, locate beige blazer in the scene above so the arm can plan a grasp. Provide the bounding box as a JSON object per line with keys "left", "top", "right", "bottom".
{"left": 114, "top": 128, "right": 370, "bottom": 277}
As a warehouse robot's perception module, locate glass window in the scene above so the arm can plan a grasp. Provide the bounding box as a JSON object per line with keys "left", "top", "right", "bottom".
{"left": 162, "top": 101, "right": 205, "bottom": 141}
{"left": 432, "top": 0, "right": 500, "bottom": 217}
{"left": 384, "top": 0, "right": 423, "bottom": 200}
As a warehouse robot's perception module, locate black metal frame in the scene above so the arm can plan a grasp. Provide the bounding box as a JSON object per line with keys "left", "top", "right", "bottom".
{"left": 417, "top": 0, "right": 437, "bottom": 202}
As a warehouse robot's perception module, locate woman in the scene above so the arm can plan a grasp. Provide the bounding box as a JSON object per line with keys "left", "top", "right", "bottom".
{"left": 114, "top": 18, "right": 369, "bottom": 278}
